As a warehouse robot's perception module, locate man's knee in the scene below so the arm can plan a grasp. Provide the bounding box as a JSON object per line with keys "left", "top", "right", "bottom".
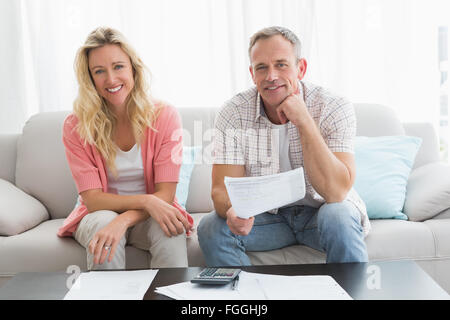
{"left": 197, "top": 211, "right": 228, "bottom": 249}
{"left": 317, "top": 201, "right": 362, "bottom": 234}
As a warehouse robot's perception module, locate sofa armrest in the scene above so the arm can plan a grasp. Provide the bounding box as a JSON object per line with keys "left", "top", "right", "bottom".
{"left": 0, "top": 134, "right": 19, "bottom": 184}
{"left": 404, "top": 162, "right": 450, "bottom": 221}
{"left": 0, "top": 179, "right": 49, "bottom": 236}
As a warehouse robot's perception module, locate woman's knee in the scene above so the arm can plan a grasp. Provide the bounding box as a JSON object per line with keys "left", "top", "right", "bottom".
{"left": 75, "top": 210, "right": 120, "bottom": 246}
{"left": 84, "top": 210, "right": 119, "bottom": 227}
{"left": 149, "top": 229, "right": 188, "bottom": 268}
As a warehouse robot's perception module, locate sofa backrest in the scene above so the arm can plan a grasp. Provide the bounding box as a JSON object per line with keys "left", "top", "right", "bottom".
{"left": 178, "top": 107, "right": 217, "bottom": 213}
{"left": 354, "top": 103, "right": 405, "bottom": 136}
{"left": 0, "top": 134, "right": 19, "bottom": 184}
{"left": 16, "top": 111, "right": 75, "bottom": 220}
{"left": 354, "top": 103, "right": 440, "bottom": 169}
{"left": 13, "top": 103, "right": 440, "bottom": 219}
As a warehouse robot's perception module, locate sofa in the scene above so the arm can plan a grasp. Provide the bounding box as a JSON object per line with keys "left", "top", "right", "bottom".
{"left": 1, "top": 103, "right": 450, "bottom": 293}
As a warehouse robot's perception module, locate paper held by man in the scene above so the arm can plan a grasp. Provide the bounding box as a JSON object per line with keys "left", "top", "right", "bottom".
{"left": 224, "top": 168, "right": 306, "bottom": 219}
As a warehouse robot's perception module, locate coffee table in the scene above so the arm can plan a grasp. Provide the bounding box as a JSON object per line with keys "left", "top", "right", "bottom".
{"left": 0, "top": 260, "right": 448, "bottom": 300}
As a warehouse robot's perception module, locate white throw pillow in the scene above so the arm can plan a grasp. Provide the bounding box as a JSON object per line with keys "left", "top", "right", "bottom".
{"left": 0, "top": 179, "right": 49, "bottom": 236}
{"left": 404, "top": 162, "right": 450, "bottom": 221}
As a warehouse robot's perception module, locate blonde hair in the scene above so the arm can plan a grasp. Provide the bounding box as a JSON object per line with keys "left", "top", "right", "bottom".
{"left": 73, "top": 26, "right": 159, "bottom": 175}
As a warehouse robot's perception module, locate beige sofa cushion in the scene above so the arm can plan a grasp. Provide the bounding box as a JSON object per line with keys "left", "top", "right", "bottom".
{"left": 364, "top": 220, "right": 437, "bottom": 261}
{"left": 404, "top": 163, "right": 450, "bottom": 221}
{"left": 185, "top": 164, "right": 214, "bottom": 214}
{"left": 0, "top": 219, "right": 153, "bottom": 273}
{"left": 0, "top": 179, "right": 49, "bottom": 236}
{"left": 0, "top": 220, "right": 87, "bottom": 273}
{"left": 0, "top": 218, "right": 206, "bottom": 273}
{"left": 0, "top": 134, "right": 19, "bottom": 184}
{"left": 424, "top": 219, "right": 450, "bottom": 257}
{"left": 15, "top": 111, "right": 77, "bottom": 220}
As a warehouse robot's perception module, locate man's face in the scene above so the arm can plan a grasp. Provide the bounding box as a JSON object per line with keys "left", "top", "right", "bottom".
{"left": 249, "top": 35, "right": 307, "bottom": 110}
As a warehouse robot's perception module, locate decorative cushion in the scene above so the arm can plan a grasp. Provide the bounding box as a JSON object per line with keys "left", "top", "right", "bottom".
{"left": 353, "top": 136, "right": 422, "bottom": 220}
{"left": 176, "top": 146, "right": 202, "bottom": 209}
{"left": 0, "top": 179, "right": 49, "bottom": 236}
{"left": 404, "top": 162, "right": 450, "bottom": 221}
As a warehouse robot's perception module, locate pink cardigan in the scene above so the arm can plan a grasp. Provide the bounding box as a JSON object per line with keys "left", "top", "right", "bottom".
{"left": 57, "top": 104, "right": 193, "bottom": 237}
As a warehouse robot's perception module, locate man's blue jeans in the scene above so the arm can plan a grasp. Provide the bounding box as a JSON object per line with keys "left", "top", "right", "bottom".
{"left": 197, "top": 201, "right": 368, "bottom": 266}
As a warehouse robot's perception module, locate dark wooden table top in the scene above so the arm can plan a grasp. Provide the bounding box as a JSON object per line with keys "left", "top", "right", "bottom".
{"left": 0, "top": 260, "right": 448, "bottom": 300}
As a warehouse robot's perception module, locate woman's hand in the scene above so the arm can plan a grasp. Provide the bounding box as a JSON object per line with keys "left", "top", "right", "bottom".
{"left": 144, "top": 194, "right": 191, "bottom": 237}
{"left": 88, "top": 214, "right": 129, "bottom": 265}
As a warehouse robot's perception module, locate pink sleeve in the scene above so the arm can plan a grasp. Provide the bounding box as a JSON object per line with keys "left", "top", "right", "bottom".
{"left": 62, "top": 115, "right": 103, "bottom": 194}
{"left": 153, "top": 105, "right": 183, "bottom": 184}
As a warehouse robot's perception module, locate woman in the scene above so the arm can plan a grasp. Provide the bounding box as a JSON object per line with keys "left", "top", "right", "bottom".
{"left": 57, "top": 27, "right": 193, "bottom": 270}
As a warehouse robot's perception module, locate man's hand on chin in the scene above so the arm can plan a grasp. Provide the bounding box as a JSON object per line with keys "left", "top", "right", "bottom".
{"left": 276, "top": 83, "right": 309, "bottom": 128}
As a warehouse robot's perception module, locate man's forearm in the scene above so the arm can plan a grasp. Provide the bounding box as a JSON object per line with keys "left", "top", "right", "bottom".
{"left": 297, "top": 116, "right": 352, "bottom": 202}
{"left": 211, "top": 188, "right": 231, "bottom": 219}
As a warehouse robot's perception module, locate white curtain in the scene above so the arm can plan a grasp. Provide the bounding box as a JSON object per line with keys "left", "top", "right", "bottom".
{"left": 0, "top": 0, "right": 448, "bottom": 134}
{"left": 310, "top": 0, "right": 446, "bottom": 126}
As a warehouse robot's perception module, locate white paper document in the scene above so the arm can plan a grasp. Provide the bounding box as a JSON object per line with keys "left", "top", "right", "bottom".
{"left": 64, "top": 269, "right": 159, "bottom": 300}
{"left": 155, "top": 271, "right": 352, "bottom": 300}
{"left": 224, "top": 168, "right": 306, "bottom": 219}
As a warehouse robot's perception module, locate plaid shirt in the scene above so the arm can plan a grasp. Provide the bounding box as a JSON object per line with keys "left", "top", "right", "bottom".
{"left": 213, "top": 81, "right": 370, "bottom": 237}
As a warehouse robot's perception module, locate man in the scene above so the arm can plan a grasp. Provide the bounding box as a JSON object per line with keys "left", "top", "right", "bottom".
{"left": 198, "top": 26, "right": 370, "bottom": 267}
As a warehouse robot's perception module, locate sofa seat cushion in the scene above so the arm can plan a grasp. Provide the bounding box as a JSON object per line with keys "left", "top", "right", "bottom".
{"left": 0, "top": 219, "right": 155, "bottom": 274}
{"left": 365, "top": 220, "right": 438, "bottom": 261}
{"left": 423, "top": 219, "right": 450, "bottom": 258}
{"left": 0, "top": 219, "right": 87, "bottom": 273}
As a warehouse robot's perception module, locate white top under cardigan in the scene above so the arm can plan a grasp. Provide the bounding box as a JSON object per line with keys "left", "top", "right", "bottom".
{"left": 106, "top": 144, "right": 147, "bottom": 196}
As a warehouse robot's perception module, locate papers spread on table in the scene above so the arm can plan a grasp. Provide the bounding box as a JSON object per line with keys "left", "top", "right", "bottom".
{"left": 155, "top": 271, "right": 352, "bottom": 300}
{"left": 224, "top": 168, "right": 306, "bottom": 219}
{"left": 63, "top": 269, "right": 159, "bottom": 300}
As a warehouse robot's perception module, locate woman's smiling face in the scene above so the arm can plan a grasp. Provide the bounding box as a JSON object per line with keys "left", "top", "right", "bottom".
{"left": 88, "top": 44, "right": 135, "bottom": 111}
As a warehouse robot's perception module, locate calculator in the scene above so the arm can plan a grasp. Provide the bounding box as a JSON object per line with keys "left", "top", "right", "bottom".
{"left": 190, "top": 268, "right": 241, "bottom": 285}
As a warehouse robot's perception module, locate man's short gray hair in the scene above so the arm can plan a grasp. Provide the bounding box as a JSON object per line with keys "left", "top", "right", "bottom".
{"left": 248, "top": 26, "right": 302, "bottom": 62}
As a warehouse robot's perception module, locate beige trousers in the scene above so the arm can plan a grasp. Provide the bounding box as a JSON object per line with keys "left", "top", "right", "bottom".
{"left": 74, "top": 210, "right": 188, "bottom": 270}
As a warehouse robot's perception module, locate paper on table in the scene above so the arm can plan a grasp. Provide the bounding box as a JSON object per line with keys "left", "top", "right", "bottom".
{"left": 224, "top": 168, "right": 306, "bottom": 219}
{"left": 155, "top": 271, "right": 266, "bottom": 300}
{"left": 246, "top": 272, "right": 352, "bottom": 300}
{"left": 155, "top": 271, "right": 352, "bottom": 300}
{"left": 64, "top": 269, "right": 159, "bottom": 300}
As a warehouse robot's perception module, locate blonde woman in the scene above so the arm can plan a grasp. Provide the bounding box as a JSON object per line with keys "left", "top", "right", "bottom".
{"left": 58, "top": 27, "right": 193, "bottom": 270}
